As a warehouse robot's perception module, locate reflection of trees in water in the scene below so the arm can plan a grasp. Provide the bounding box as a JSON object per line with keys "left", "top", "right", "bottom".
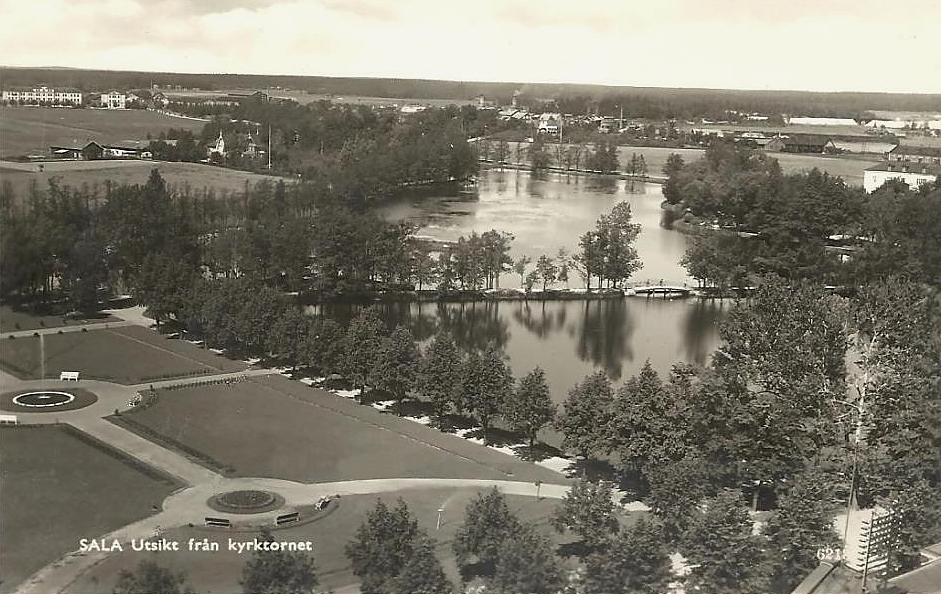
{"left": 585, "top": 176, "right": 619, "bottom": 195}
{"left": 511, "top": 301, "right": 568, "bottom": 339}
{"left": 681, "top": 299, "right": 725, "bottom": 366}
{"left": 307, "top": 302, "right": 441, "bottom": 343}
{"left": 435, "top": 301, "right": 510, "bottom": 354}
{"left": 570, "top": 299, "right": 635, "bottom": 380}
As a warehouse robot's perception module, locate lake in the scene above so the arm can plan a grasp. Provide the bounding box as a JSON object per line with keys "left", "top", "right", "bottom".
{"left": 321, "top": 168, "right": 726, "bottom": 402}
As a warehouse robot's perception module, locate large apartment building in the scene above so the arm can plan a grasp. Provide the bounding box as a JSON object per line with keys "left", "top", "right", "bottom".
{"left": 1, "top": 85, "right": 83, "bottom": 105}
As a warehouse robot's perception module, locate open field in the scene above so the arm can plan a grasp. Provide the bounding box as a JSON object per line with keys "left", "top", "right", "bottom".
{"left": 68, "top": 489, "right": 583, "bottom": 593}
{"left": 0, "top": 304, "right": 118, "bottom": 333}
{"left": 0, "top": 326, "right": 245, "bottom": 384}
{"left": 163, "top": 88, "right": 475, "bottom": 108}
{"left": 0, "top": 160, "right": 291, "bottom": 199}
{"left": 0, "top": 425, "right": 180, "bottom": 593}
{"left": 0, "top": 106, "right": 205, "bottom": 158}
{"left": 125, "top": 374, "right": 565, "bottom": 484}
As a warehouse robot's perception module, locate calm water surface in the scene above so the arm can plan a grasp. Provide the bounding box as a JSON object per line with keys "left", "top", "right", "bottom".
{"left": 322, "top": 169, "right": 726, "bottom": 402}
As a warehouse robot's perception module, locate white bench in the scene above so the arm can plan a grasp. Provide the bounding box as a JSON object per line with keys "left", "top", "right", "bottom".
{"left": 0, "top": 414, "right": 18, "bottom": 425}
{"left": 60, "top": 371, "right": 80, "bottom": 381}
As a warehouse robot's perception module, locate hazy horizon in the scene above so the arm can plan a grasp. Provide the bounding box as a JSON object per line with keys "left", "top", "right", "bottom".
{"left": 2, "top": 0, "right": 940, "bottom": 95}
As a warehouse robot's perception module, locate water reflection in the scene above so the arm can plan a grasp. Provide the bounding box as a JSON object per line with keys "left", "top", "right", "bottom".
{"left": 320, "top": 168, "right": 729, "bottom": 400}
{"left": 307, "top": 296, "right": 718, "bottom": 403}
{"left": 570, "top": 299, "right": 635, "bottom": 381}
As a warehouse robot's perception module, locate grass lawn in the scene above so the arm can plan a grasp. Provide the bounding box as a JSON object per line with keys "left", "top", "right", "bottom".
{"left": 67, "top": 489, "right": 582, "bottom": 594}
{"left": 0, "top": 304, "right": 118, "bottom": 333}
{"left": 124, "top": 374, "right": 564, "bottom": 484}
{"left": 0, "top": 160, "right": 290, "bottom": 201}
{"left": 0, "top": 325, "right": 245, "bottom": 384}
{"left": 0, "top": 106, "right": 204, "bottom": 158}
{"left": 0, "top": 425, "right": 180, "bottom": 593}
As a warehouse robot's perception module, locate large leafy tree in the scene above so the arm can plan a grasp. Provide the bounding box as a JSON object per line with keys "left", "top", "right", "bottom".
{"left": 584, "top": 518, "right": 673, "bottom": 594}
{"left": 645, "top": 454, "right": 721, "bottom": 542}
{"left": 556, "top": 371, "right": 614, "bottom": 462}
{"left": 374, "top": 325, "right": 420, "bottom": 402}
{"left": 715, "top": 277, "right": 847, "bottom": 495}
{"left": 113, "top": 560, "right": 194, "bottom": 594}
{"left": 240, "top": 530, "right": 319, "bottom": 594}
{"left": 453, "top": 487, "right": 522, "bottom": 569}
{"left": 503, "top": 367, "right": 556, "bottom": 452}
{"left": 682, "top": 491, "right": 770, "bottom": 594}
{"left": 459, "top": 348, "right": 513, "bottom": 443}
{"left": 551, "top": 479, "right": 619, "bottom": 549}
{"left": 345, "top": 499, "right": 421, "bottom": 594}
{"left": 763, "top": 470, "right": 840, "bottom": 591}
{"left": 611, "top": 361, "right": 689, "bottom": 473}
{"left": 491, "top": 525, "right": 563, "bottom": 594}
{"left": 267, "top": 308, "right": 312, "bottom": 372}
{"left": 390, "top": 537, "right": 453, "bottom": 594}
{"left": 341, "top": 306, "right": 387, "bottom": 401}
{"left": 417, "top": 333, "right": 463, "bottom": 421}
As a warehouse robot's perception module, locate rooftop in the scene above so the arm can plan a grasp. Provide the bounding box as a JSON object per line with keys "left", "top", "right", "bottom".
{"left": 866, "top": 162, "right": 941, "bottom": 174}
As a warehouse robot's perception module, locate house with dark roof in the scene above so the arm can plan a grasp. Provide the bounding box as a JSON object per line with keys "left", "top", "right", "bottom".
{"left": 765, "top": 134, "right": 836, "bottom": 153}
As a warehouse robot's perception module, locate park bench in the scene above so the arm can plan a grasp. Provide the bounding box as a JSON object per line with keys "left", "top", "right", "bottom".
{"left": 0, "top": 414, "right": 18, "bottom": 425}
{"left": 60, "top": 371, "right": 80, "bottom": 381}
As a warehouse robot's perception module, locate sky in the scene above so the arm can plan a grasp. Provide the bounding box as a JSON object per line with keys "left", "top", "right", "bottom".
{"left": 2, "top": 0, "right": 941, "bottom": 94}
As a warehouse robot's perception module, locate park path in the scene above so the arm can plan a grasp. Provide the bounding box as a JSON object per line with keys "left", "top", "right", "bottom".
{"left": 67, "top": 417, "right": 220, "bottom": 486}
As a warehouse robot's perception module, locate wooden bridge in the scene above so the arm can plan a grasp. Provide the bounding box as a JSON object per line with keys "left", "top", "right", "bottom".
{"left": 628, "top": 285, "right": 695, "bottom": 298}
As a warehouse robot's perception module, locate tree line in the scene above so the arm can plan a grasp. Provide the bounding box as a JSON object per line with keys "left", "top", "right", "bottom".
{"left": 0, "top": 171, "right": 643, "bottom": 320}
{"left": 663, "top": 143, "right": 941, "bottom": 289}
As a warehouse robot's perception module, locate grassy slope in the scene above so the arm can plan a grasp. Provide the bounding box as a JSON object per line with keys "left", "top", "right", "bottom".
{"left": 126, "top": 373, "right": 564, "bottom": 484}
{"left": 0, "top": 326, "right": 244, "bottom": 384}
{"left": 0, "top": 426, "right": 178, "bottom": 593}
{"left": 0, "top": 106, "right": 204, "bottom": 157}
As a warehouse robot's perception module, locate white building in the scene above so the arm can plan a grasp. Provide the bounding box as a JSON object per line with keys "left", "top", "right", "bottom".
{"left": 864, "top": 162, "right": 940, "bottom": 193}
{"left": 206, "top": 130, "right": 226, "bottom": 158}
{"left": 2, "top": 85, "right": 82, "bottom": 105}
{"left": 101, "top": 91, "right": 126, "bottom": 109}
{"left": 787, "top": 116, "right": 858, "bottom": 126}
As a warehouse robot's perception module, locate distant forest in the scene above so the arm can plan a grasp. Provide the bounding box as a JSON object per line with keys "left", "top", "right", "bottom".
{"left": 3, "top": 66, "right": 941, "bottom": 119}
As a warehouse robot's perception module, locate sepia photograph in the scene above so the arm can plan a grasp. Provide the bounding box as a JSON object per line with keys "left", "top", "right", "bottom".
{"left": 0, "top": 1, "right": 939, "bottom": 593}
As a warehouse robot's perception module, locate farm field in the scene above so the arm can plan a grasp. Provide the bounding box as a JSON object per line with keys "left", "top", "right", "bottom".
{"left": 0, "top": 304, "right": 118, "bottom": 333}
{"left": 163, "top": 88, "right": 475, "bottom": 108}
{"left": 125, "top": 373, "right": 566, "bottom": 484}
{"left": 68, "top": 489, "right": 576, "bottom": 594}
{"left": 0, "top": 160, "right": 291, "bottom": 199}
{"left": 0, "top": 105, "right": 205, "bottom": 158}
{"left": 0, "top": 325, "right": 245, "bottom": 384}
{"left": 0, "top": 425, "right": 180, "bottom": 593}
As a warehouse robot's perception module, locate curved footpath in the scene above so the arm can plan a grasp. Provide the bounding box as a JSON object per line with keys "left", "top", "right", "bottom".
{"left": 1, "top": 314, "right": 632, "bottom": 594}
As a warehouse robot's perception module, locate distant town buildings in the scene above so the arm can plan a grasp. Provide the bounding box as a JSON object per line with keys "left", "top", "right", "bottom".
{"left": 1, "top": 85, "right": 82, "bottom": 105}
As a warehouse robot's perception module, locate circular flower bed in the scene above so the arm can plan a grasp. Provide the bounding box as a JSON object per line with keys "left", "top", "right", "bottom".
{"left": 208, "top": 490, "right": 284, "bottom": 514}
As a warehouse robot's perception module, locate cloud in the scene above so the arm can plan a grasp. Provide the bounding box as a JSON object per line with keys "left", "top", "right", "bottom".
{"left": 0, "top": 0, "right": 939, "bottom": 93}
